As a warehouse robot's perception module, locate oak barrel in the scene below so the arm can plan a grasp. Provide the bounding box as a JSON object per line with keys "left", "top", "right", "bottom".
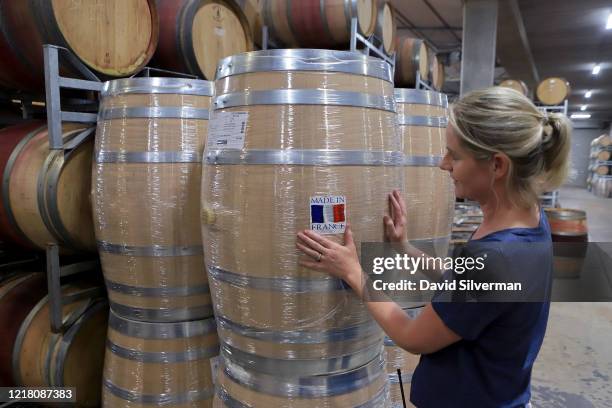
{"left": 545, "top": 208, "right": 588, "bottom": 279}
{"left": 0, "top": 272, "right": 47, "bottom": 386}
{"left": 596, "top": 150, "right": 611, "bottom": 161}
{"left": 499, "top": 79, "right": 528, "bottom": 96}
{"left": 395, "top": 37, "right": 429, "bottom": 87}
{"left": 592, "top": 175, "right": 612, "bottom": 198}
{"left": 429, "top": 53, "right": 445, "bottom": 91}
{"left": 103, "top": 311, "right": 218, "bottom": 408}
{"left": 374, "top": 0, "right": 397, "bottom": 55}
{"left": 396, "top": 89, "right": 454, "bottom": 260}
{"left": 94, "top": 77, "right": 214, "bottom": 322}
{"left": 214, "top": 351, "right": 387, "bottom": 407}
{"left": 385, "top": 307, "right": 423, "bottom": 408}
{"left": 262, "top": 0, "right": 377, "bottom": 48}
{"left": 203, "top": 49, "right": 396, "bottom": 375}
{"left": 536, "top": 77, "right": 571, "bottom": 106}
{"left": 12, "top": 283, "right": 107, "bottom": 407}
{"left": 155, "top": 0, "right": 253, "bottom": 80}
{"left": 0, "top": 0, "right": 158, "bottom": 90}
{"left": 0, "top": 123, "right": 96, "bottom": 252}
{"left": 235, "top": 0, "right": 264, "bottom": 46}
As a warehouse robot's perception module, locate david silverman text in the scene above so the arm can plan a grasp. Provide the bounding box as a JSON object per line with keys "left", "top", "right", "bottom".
{"left": 372, "top": 279, "right": 522, "bottom": 291}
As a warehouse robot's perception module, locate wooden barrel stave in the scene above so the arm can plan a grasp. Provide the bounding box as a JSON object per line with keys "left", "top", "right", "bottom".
{"left": 0, "top": 272, "right": 47, "bottom": 386}
{"left": 0, "top": 0, "right": 158, "bottom": 90}
{"left": 12, "top": 283, "right": 108, "bottom": 407}
{"left": 375, "top": 0, "right": 396, "bottom": 55}
{"left": 94, "top": 78, "right": 213, "bottom": 322}
{"left": 102, "top": 311, "right": 218, "bottom": 408}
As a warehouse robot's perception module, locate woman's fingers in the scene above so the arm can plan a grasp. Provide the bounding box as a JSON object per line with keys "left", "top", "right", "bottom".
{"left": 389, "top": 193, "right": 403, "bottom": 224}
{"left": 297, "top": 233, "right": 328, "bottom": 255}
{"left": 296, "top": 242, "right": 321, "bottom": 260}
{"left": 394, "top": 190, "right": 407, "bottom": 216}
{"left": 302, "top": 229, "right": 334, "bottom": 249}
{"left": 299, "top": 259, "right": 325, "bottom": 271}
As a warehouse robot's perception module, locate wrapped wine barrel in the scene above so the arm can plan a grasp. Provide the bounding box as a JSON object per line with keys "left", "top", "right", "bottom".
{"left": 154, "top": 0, "right": 253, "bottom": 80}
{"left": 103, "top": 311, "right": 218, "bottom": 407}
{"left": 374, "top": 0, "right": 397, "bottom": 55}
{"left": 262, "top": 0, "right": 377, "bottom": 48}
{"left": 395, "top": 37, "right": 429, "bottom": 87}
{"left": 396, "top": 89, "right": 454, "bottom": 259}
{"left": 203, "top": 49, "right": 397, "bottom": 375}
{"left": 214, "top": 351, "right": 387, "bottom": 407}
{"left": 592, "top": 175, "right": 612, "bottom": 198}
{"left": 0, "top": 0, "right": 158, "bottom": 91}
{"left": 12, "top": 283, "right": 107, "bottom": 407}
{"left": 385, "top": 307, "right": 423, "bottom": 408}
{"left": 0, "top": 272, "right": 47, "bottom": 386}
{"left": 545, "top": 209, "right": 588, "bottom": 279}
{"left": 536, "top": 77, "right": 571, "bottom": 106}
{"left": 499, "top": 79, "right": 528, "bottom": 96}
{"left": 93, "top": 78, "right": 214, "bottom": 322}
{"left": 0, "top": 122, "right": 96, "bottom": 252}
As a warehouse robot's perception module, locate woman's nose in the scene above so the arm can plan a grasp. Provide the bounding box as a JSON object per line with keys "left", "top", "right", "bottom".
{"left": 439, "top": 154, "right": 451, "bottom": 171}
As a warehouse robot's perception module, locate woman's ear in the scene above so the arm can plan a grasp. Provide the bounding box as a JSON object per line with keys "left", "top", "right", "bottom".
{"left": 492, "top": 153, "right": 510, "bottom": 180}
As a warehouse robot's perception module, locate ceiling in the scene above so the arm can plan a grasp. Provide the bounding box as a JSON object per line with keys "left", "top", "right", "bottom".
{"left": 389, "top": 0, "right": 612, "bottom": 128}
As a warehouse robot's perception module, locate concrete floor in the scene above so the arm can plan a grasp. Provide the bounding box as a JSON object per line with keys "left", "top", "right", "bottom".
{"left": 531, "top": 187, "right": 612, "bottom": 407}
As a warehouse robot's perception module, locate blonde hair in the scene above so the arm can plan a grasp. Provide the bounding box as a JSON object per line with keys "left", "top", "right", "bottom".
{"left": 449, "top": 87, "right": 572, "bottom": 207}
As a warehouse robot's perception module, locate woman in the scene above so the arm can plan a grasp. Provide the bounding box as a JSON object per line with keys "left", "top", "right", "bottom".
{"left": 296, "top": 87, "right": 571, "bottom": 407}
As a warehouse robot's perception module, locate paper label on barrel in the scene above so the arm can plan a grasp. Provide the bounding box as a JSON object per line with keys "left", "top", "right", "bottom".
{"left": 210, "top": 356, "right": 220, "bottom": 385}
{"left": 214, "top": 27, "right": 225, "bottom": 37}
{"left": 310, "top": 196, "right": 346, "bottom": 234}
{"left": 208, "top": 111, "right": 248, "bottom": 150}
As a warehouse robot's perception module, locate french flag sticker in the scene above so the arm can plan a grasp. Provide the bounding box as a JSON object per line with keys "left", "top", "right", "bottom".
{"left": 310, "top": 196, "right": 346, "bottom": 234}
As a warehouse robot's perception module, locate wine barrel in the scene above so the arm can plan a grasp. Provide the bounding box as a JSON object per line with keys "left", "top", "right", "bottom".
{"left": 103, "top": 311, "right": 218, "bottom": 408}
{"left": 395, "top": 37, "right": 429, "bottom": 87}
{"left": 385, "top": 307, "right": 423, "bottom": 408}
{"left": 499, "top": 79, "right": 528, "bottom": 96}
{"left": 0, "top": 0, "right": 158, "bottom": 91}
{"left": 0, "top": 123, "right": 96, "bottom": 252}
{"left": 396, "top": 89, "right": 454, "bottom": 261}
{"left": 214, "top": 351, "right": 387, "bottom": 407}
{"left": 154, "top": 0, "right": 253, "bottom": 80}
{"left": 203, "top": 49, "right": 395, "bottom": 375}
{"left": 262, "top": 0, "right": 377, "bottom": 48}
{"left": 0, "top": 272, "right": 47, "bottom": 386}
{"left": 545, "top": 209, "right": 588, "bottom": 279}
{"left": 429, "top": 53, "right": 445, "bottom": 91}
{"left": 235, "top": 0, "right": 264, "bottom": 46}
{"left": 94, "top": 78, "right": 214, "bottom": 322}
{"left": 375, "top": 0, "right": 397, "bottom": 55}
{"left": 596, "top": 135, "right": 612, "bottom": 147}
{"left": 592, "top": 175, "right": 612, "bottom": 198}
{"left": 596, "top": 150, "right": 611, "bottom": 161}
{"left": 536, "top": 77, "right": 571, "bottom": 106}
{"left": 595, "top": 164, "right": 611, "bottom": 175}
{"left": 12, "top": 283, "right": 107, "bottom": 407}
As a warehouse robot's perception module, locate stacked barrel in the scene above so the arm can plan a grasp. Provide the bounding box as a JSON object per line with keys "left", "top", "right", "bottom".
{"left": 93, "top": 77, "right": 219, "bottom": 407}
{"left": 395, "top": 89, "right": 454, "bottom": 262}
{"left": 587, "top": 134, "right": 612, "bottom": 198}
{"left": 202, "top": 49, "right": 397, "bottom": 406}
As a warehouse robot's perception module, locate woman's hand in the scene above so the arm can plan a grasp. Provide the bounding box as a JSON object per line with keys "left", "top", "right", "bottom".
{"left": 384, "top": 190, "right": 407, "bottom": 243}
{"left": 296, "top": 225, "right": 362, "bottom": 285}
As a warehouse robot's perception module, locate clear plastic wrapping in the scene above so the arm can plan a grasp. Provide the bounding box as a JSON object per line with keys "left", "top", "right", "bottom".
{"left": 93, "top": 78, "right": 214, "bottom": 323}
{"left": 384, "top": 307, "right": 424, "bottom": 408}
{"left": 102, "top": 310, "right": 219, "bottom": 407}
{"left": 202, "top": 50, "right": 397, "bottom": 375}
{"left": 396, "top": 89, "right": 455, "bottom": 257}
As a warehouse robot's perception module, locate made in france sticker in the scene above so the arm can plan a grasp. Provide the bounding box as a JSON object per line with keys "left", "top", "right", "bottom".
{"left": 208, "top": 111, "right": 248, "bottom": 150}
{"left": 310, "top": 196, "right": 346, "bottom": 234}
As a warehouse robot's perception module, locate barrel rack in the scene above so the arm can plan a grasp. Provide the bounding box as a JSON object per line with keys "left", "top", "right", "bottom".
{"left": 261, "top": 17, "right": 396, "bottom": 71}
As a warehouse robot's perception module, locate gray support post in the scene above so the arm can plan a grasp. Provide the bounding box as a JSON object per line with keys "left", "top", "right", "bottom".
{"left": 43, "top": 45, "right": 63, "bottom": 150}
{"left": 460, "top": 0, "right": 498, "bottom": 96}
{"left": 46, "top": 244, "right": 63, "bottom": 333}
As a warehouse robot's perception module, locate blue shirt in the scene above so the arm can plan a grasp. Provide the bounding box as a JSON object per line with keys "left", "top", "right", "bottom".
{"left": 411, "top": 208, "right": 553, "bottom": 408}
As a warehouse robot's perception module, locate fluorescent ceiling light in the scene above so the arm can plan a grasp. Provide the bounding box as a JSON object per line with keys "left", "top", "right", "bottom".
{"left": 606, "top": 13, "right": 612, "bottom": 29}
{"left": 592, "top": 64, "right": 601, "bottom": 75}
{"left": 581, "top": 105, "right": 587, "bottom": 111}
{"left": 570, "top": 113, "right": 591, "bottom": 119}
{"left": 585, "top": 90, "right": 592, "bottom": 98}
